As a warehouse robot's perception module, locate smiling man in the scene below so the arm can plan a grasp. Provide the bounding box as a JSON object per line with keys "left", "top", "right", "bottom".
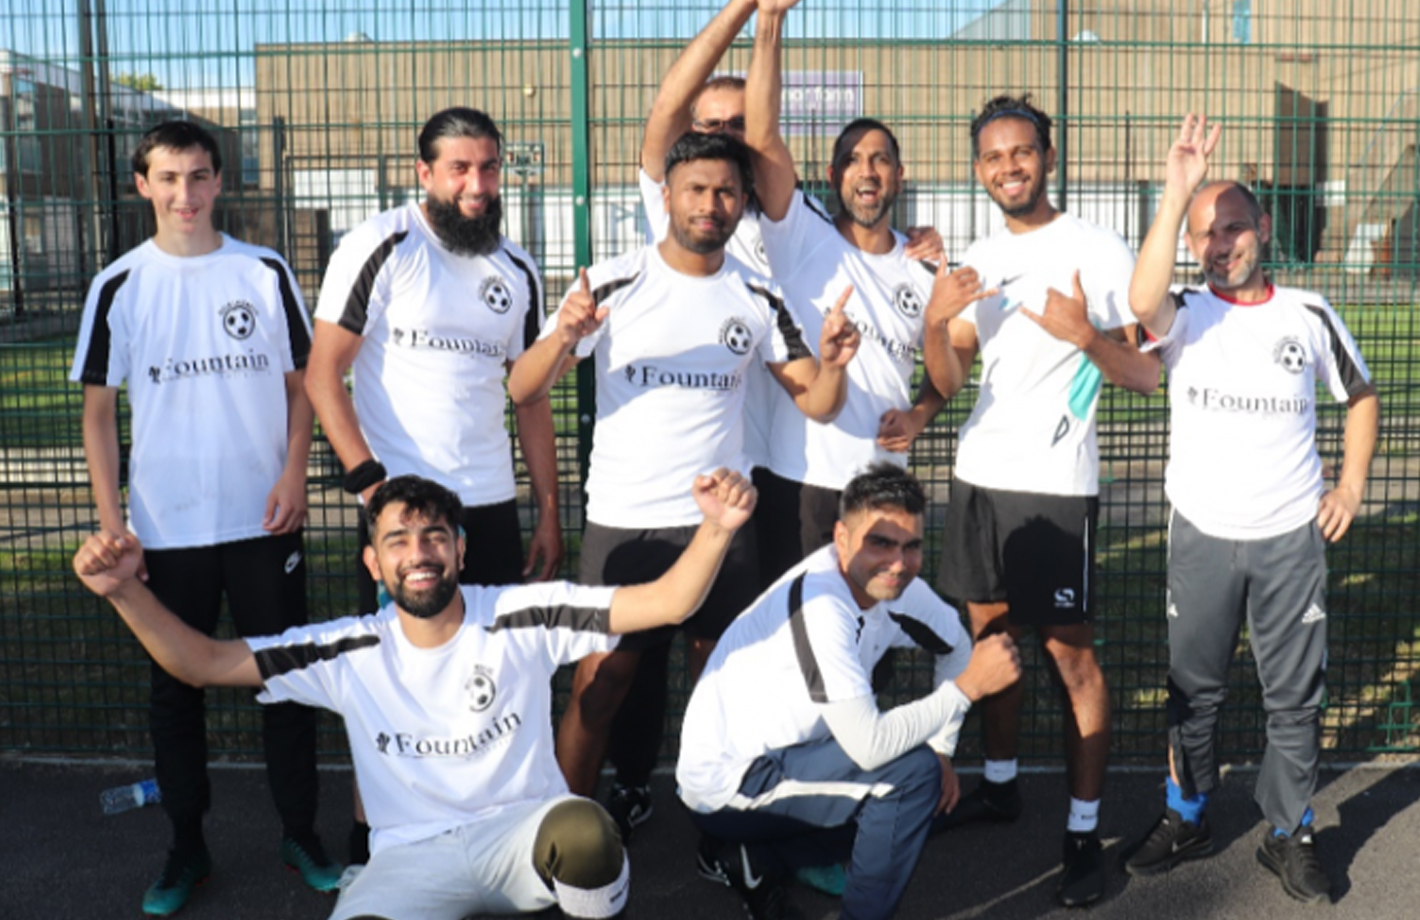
{"left": 924, "top": 93, "right": 1161, "bottom": 908}
{"left": 677, "top": 463, "right": 1021, "bottom": 920}
{"left": 510, "top": 130, "right": 857, "bottom": 837}
{"left": 73, "top": 469, "right": 758, "bottom": 920}
{"left": 70, "top": 119, "right": 332, "bottom": 915}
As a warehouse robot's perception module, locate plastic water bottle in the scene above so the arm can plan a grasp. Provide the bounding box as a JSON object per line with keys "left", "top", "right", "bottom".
{"left": 100, "top": 778, "right": 161, "bottom": 815}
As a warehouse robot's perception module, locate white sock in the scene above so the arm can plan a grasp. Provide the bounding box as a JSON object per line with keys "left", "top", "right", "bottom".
{"left": 984, "top": 759, "right": 1018, "bottom": 784}
{"left": 1067, "top": 797, "right": 1100, "bottom": 834}
{"left": 554, "top": 854, "right": 630, "bottom": 919}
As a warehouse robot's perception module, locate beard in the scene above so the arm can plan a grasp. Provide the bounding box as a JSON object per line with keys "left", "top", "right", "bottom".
{"left": 989, "top": 175, "right": 1047, "bottom": 220}
{"left": 426, "top": 192, "right": 503, "bottom": 256}
{"left": 387, "top": 567, "right": 461, "bottom": 619}
{"left": 1202, "top": 248, "right": 1262, "bottom": 291}
{"left": 836, "top": 181, "right": 899, "bottom": 229}
{"left": 669, "top": 212, "right": 735, "bottom": 255}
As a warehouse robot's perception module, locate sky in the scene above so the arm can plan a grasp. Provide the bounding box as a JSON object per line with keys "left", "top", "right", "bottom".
{"left": 2, "top": 0, "right": 1009, "bottom": 92}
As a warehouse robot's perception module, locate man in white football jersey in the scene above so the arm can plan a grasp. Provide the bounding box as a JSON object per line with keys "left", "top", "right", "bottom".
{"left": 1122, "top": 115, "right": 1379, "bottom": 906}
{"left": 509, "top": 130, "right": 858, "bottom": 843}
{"left": 306, "top": 107, "right": 563, "bottom": 608}
{"left": 677, "top": 463, "right": 1022, "bottom": 920}
{"left": 744, "top": 0, "right": 952, "bottom": 590}
{"left": 924, "top": 94, "right": 1162, "bottom": 908}
{"left": 70, "top": 120, "right": 335, "bottom": 916}
{"left": 72, "top": 469, "right": 757, "bottom": 920}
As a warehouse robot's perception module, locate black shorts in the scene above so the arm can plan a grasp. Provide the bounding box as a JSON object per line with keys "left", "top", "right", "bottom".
{"left": 357, "top": 498, "right": 524, "bottom": 613}
{"left": 937, "top": 479, "right": 1098, "bottom": 626}
{"left": 752, "top": 467, "right": 841, "bottom": 590}
{"left": 578, "top": 520, "right": 759, "bottom": 651}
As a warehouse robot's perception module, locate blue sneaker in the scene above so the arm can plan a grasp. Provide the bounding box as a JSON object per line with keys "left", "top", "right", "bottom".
{"left": 142, "top": 846, "right": 211, "bottom": 917}
{"left": 281, "top": 834, "right": 343, "bottom": 893}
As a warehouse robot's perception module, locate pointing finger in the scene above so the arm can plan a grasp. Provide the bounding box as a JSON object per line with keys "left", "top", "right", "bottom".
{"left": 1071, "top": 270, "right": 1085, "bottom": 301}
{"left": 831, "top": 285, "right": 854, "bottom": 315}
{"left": 578, "top": 267, "right": 591, "bottom": 297}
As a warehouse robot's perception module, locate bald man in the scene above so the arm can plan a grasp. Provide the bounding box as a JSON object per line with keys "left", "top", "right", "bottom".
{"left": 1121, "top": 115, "right": 1379, "bottom": 906}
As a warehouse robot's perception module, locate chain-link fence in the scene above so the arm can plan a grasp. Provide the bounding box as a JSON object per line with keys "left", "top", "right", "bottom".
{"left": 2, "top": 1, "right": 1417, "bottom": 767}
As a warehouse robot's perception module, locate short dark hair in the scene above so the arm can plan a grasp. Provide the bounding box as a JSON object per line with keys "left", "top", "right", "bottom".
{"left": 839, "top": 463, "right": 926, "bottom": 520}
{"left": 418, "top": 107, "right": 503, "bottom": 165}
{"left": 970, "top": 94, "right": 1052, "bottom": 159}
{"left": 664, "top": 131, "right": 755, "bottom": 198}
{"left": 831, "top": 118, "right": 902, "bottom": 173}
{"left": 366, "top": 475, "right": 463, "bottom": 534}
{"left": 691, "top": 74, "right": 747, "bottom": 121}
{"left": 1195, "top": 180, "right": 1265, "bottom": 227}
{"left": 132, "top": 120, "right": 221, "bottom": 177}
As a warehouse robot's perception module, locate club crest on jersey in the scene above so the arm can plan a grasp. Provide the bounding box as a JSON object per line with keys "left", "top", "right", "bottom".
{"left": 1273, "top": 336, "right": 1308, "bottom": 374}
{"left": 466, "top": 665, "right": 497, "bottom": 712}
{"left": 481, "top": 276, "right": 514, "bottom": 314}
{"left": 720, "top": 317, "right": 754, "bottom": 355}
{"left": 220, "top": 300, "right": 257, "bottom": 340}
{"left": 893, "top": 283, "right": 925, "bottom": 319}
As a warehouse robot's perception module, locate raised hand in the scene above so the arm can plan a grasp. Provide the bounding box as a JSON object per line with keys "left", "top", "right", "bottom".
{"left": 73, "top": 530, "right": 146, "bottom": 598}
{"left": 954, "top": 633, "right": 1022, "bottom": 701}
{"left": 1167, "top": 112, "right": 1222, "bottom": 198}
{"left": 692, "top": 467, "right": 757, "bottom": 533}
{"left": 819, "top": 286, "right": 861, "bottom": 368}
{"left": 876, "top": 406, "right": 926, "bottom": 453}
{"left": 556, "top": 268, "right": 610, "bottom": 346}
{"left": 903, "top": 225, "right": 946, "bottom": 264}
{"left": 926, "top": 263, "right": 998, "bottom": 327}
{"left": 1020, "top": 270, "right": 1097, "bottom": 349}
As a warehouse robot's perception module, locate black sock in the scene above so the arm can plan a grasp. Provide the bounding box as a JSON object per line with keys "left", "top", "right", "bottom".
{"left": 349, "top": 821, "right": 371, "bottom": 865}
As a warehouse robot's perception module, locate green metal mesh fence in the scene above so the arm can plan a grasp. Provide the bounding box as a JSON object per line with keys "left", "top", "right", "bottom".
{"left": 2, "top": 1, "right": 1417, "bottom": 768}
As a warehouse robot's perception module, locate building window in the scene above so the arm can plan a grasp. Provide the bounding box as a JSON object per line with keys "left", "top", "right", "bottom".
{"left": 1232, "top": 0, "right": 1252, "bottom": 45}
{"left": 13, "top": 79, "right": 42, "bottom": 174}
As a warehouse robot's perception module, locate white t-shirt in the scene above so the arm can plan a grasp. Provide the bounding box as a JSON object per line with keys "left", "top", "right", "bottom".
{"left": 314, "top": 203, "right": 544, "bottom": 506}
{"left": 759, "top": 192, "right": 934, "bottom": 490}
{"left": 543, "top": 244, "right": 810, "bottom": 528}
{"left": 250, "top": 581, "right": 617, "bottom": 856}
{"left": 677, "top": 545, "right": 972, "bottom": 813}
{"left": 640, "top": 169, "right": 779, "bottom": 468}
{"left": 953, "top": 213, "right": 1134, "bottom": 497}
{"left": 1147, "top": 284, "right": 1372, "bottom": 540}
{"left": 70, "top": 236, "right": 310, "bottom": 549}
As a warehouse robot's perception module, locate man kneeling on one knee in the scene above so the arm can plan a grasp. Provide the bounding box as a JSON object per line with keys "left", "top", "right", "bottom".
{"left": 74, "top": 470, "right": 757, "bottom": 920}
{"left": 678, "top": 463, "right": 1021, "bottom": 920}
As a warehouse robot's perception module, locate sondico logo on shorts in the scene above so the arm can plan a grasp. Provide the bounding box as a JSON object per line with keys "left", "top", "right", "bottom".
{"left": 480, "top": 276, "right": 514, "bottom": 314}
{"left": 1273, "top": 336, "right": 1308, "bottom": 374}
{"left": 720, "top": 317, "right": 754, "bottom": 355}
{"left": 1053, "top": 588, "right": 1076, "bottom": 609}
{"left": 466, "top": 664, "right": 497, "bottom": 712}
{"left": 221, "top": 300, "right": 257, "bottom": 340}
{"left": 893, "top": 283, "right": 925, "bottom": 319}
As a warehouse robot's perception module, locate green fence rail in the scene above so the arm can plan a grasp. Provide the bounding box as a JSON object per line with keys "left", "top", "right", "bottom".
{"left": 2, "top": 1, "right": 1417, "bottom": 768}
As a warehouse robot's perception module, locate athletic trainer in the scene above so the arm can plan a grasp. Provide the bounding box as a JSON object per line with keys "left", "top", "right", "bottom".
{"left": 677, "top": 463, "right": 1021, "bottom": 920}
{"left": 1122, "top": 114, "right": 1379, "bottom": 905}
{"left": 71, "top": 120, "right": 336, "bottom": 915}
{"left": 73, "top": 469, "right": 757, "bottom": 920}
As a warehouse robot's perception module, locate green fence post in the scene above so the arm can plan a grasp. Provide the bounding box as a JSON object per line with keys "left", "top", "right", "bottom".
{"left": 569, "top": 0, "right": 596, "bottom": 485}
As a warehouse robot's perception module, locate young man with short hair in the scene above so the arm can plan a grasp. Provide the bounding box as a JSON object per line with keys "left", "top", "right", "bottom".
{"left": 73, "top": 468, "right": 757, "bottom": 920}
{"left": 677, "top": 463, "right": 1022, "bottom": 920}
{"left": 1122, "top": 114, "right": 1379, "bottom": 905}
{"left": 71, "top": 119, "right": 334, "bottom": 916}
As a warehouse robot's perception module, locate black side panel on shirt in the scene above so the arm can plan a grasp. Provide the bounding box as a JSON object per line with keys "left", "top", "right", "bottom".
{"left": 338, "top": 230, "right": 409, "bottom": 334}
{"left": 747, "top": 283, "right": 811, "bottom": 361}
{"left": 1302, "top": 303, "right": 1371, "bottom": 397}
{"left": 488, "top": 603, "right": 612, "bottom": 634}
{"left": 504, "top": 247, "right": 544, "bottom": 351}
{"left": 78, "top": 270, "right": 132, "bottom": 385}
{"left": 592, "top": 274, "right": 639, "bottom": 307}
{"left": 787, "top": 573, "right": 829, "bottom": 703}
{"left": 260, "top": 256, "right": 312, "bottom": 367}
{"left": 886, "top": 608, "right": 956, "bottom": 655}
{"left": 255, "top": 634, "right": 382, "bottom": 681}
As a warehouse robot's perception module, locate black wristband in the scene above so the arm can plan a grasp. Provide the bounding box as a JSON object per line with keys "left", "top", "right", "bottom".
{"left": 343, "top": 459, "right": 387, "bottom": 495}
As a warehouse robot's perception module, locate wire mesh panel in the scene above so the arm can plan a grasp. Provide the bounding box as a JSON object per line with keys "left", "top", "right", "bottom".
{"left": 1, "top": 1, "right": 1416, "bottom": 767}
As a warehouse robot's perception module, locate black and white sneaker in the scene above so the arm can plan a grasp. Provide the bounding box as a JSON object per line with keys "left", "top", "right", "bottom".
{"left": 696, "top": 834, "right": 730, "bottom": 886}
{"left": 1123, "top": 808, "right": 1213, "bottom": 876}
{"left": 1257, "top": 825, "right": 1331, "bottom": 904}
{"left": 604, "top": 783, "right": 653, "bottom": 844}
{"left": 716, "top": 841, "right": 803, "bottom": 920}
{"left": 1057, "top": 830, "right": 1104, "bottom": 907}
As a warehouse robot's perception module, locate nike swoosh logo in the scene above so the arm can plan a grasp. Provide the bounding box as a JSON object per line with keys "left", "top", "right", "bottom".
{"left": 740, "top": 846, "right": 763, "bottom": 889}
{"left": 284, "top": 551, "right": 301, "bottom": 574}
{"left": 999, "top": 274, "right": 1023, "bottom": 288}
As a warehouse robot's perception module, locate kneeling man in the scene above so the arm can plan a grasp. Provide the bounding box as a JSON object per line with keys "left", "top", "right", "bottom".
{"left": 677, "top": 463, "right": 1021, "bottom": 920}
{"left": 75, "top": 470, "right": 756, "bottom": 920}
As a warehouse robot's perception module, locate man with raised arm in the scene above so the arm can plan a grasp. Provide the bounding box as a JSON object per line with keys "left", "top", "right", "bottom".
{"left": 924, "top": 94, "right": 1161, "bottom": 908}
{"left": 677, "top": 464, "right": 1022, "bottom": 920}
{"left": 74, "top": 469, "right": 758, "bottom": 920}
{"left": 509, "top": 130, "right": 857, "bottom": 847}
{"left": 1121, "top": 115, "right": 1379, "bottom": 906}
{"left": 743, "top": 0, "right": 952, "bottom": 590}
